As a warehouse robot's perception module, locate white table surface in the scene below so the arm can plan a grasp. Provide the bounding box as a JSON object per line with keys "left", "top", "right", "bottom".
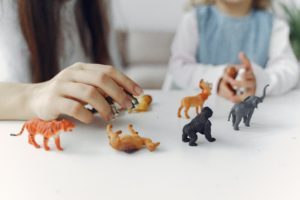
{"left": 1, "top": 90, "right": 300, "bottom": 200}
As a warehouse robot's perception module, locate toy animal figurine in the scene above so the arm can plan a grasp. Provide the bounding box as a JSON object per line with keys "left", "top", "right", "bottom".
{"left": 106, "top": 124, "right": 160, "bottom": 153}
{"left": 182, "top": 107, "right": 215, "bottom": 146}
{"left": 178, "top": 79, "right": 212, "bottom": 119}
{"left": 10, "top": 119, "right": 75, "bottom": 151}
{"left": 225, "top": 66, "right": 238, "bottom": 94}
{"left": 88, "top": 91, "right": 139, "bottom": 117}
{"left": 225, "top": 66, "right": 245, "bottom": 95}
{"left": 228, "top": 84, "right": 269, "bottom": 131}
{"left": 128, "top": 95, "right": 152, "bottom": 113}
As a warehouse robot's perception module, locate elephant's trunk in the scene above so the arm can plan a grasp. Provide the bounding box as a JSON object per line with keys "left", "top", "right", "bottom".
{"left": 260, "top": 84, "right": 270, "bottom": 102}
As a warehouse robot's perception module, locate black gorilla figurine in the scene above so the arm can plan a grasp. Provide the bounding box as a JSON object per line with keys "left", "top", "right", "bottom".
{"left": 182, "top": 107, "right": 216, "bottom": 146}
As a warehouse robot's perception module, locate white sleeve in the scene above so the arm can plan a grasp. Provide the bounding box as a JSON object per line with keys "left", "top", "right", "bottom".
{"left": 0, "top": 0, "right": 31, "bottom": 83}
{"left": 167, "top": 10, "right": 225, "bottom": 93}
{"left": 252, "top": 18, "right": 300, "bottom": 96}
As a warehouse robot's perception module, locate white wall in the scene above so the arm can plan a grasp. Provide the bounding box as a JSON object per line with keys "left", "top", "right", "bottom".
{"left": 112, "top": 0, "right": 300, "bottom": 32}
{"left": 112, "top": 0, "right": 187, "bottom": 32}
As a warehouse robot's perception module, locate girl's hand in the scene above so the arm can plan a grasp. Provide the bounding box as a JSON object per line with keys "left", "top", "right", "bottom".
{"left": 229, "top": 52, "right": 256, "bottom": 101}
{"left": 217, "top": 70, "right": 240, "bottom": 103}
{"left": 218, "top": 52, "right": 256, "bottom": 102}
{"left": 29, "top": 63, "right": 143, "bottom": 123}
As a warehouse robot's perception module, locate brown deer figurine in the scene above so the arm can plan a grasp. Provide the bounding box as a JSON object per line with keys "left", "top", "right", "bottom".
{"left": 178, "top": 79, "right": 213, "bottom": 119}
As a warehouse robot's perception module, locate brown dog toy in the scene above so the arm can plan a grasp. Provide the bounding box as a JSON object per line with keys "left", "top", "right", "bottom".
{"left": 178, "top": 79, "right": 212, "bottom": 119}
{"left": 106, "top": 124, "right": 160, "bottom": 153}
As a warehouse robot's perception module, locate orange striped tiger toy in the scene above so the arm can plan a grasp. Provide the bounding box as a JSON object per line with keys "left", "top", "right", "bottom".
{"left": 11, "top": 119, "right": 75, "bottom": 151}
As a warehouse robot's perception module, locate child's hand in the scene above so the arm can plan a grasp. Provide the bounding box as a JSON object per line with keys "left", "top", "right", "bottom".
{"left": 218, "top": 52, "right": 256, "bottom": 102}
{"left": 217, "top": 69, "right": 240, "bottom": 103}
{"left": 229, "top": 52, "right": 257, "bottom": 101}
{"left": 29, "top": 63, "right": 143, "bottom": 123}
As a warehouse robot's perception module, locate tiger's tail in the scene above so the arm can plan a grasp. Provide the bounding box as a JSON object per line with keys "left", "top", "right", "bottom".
{"left": 10, "top": 123, "right": 26, "bottom": 136}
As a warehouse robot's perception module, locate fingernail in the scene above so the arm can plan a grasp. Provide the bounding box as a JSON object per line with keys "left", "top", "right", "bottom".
{"left": 124, "top": 99, "right": 133, "bottom": 109}
{"left": 134, "top": 85, "right": 143, "bottom": 95}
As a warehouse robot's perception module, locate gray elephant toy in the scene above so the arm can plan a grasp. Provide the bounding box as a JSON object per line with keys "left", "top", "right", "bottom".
{"left": 228, "top": 84, "right": 269, "bottom": 131}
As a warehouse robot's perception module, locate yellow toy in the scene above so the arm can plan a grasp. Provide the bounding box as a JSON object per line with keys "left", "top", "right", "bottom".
{"left": 106, "top": 124, "right": 160, "bottom": 153}
{"left": 128, "top": 95, "right": 152, "bottom": 113}
{"left": 178, "top": 79, "right": 212, "bottom": 119}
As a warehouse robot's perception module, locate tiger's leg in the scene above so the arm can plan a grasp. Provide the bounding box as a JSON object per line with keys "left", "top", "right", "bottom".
{"left": 30, "top": 133, "right": 41, "bottom": 148}
{"left": 28, "top": 134, "right": 33, "bottom": 145}
{"left": 43, "top": 137, "right": 50, "bottom": 151}
{"left": 55, "top": 136, "right": 64, "bottom": 151}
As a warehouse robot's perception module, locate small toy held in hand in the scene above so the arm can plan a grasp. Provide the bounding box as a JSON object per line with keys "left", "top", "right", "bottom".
{"left": 88, "top": 90, "right": 139, "bottom": 118}
{"left": 178, "top": 79, "right": 212, "bottom": 119}
{"left": 228, "top": 84, "right": 269, "bottom": 130}
{"left": 182, "top": 107, "right": 215, "bottom": 146}
{"left": 106, "top": 124, "right": 160, "bottom": 153}
{"left": 225, "top": 66, "right": 238, "bottom": 93}
{"left": 128, "top": 95, "right": 152, "bottom": 113}
{"left": 225, "top": 66, "right": 245, "bottom": 95}
{"left": 10, "top": 119, "right": 75, "bottom": 151}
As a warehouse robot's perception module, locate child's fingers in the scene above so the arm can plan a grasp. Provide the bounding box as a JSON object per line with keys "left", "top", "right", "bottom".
{"left": 239, "top": 52, "right": 251, "bottom": 70}
{"left": 76, "top": 63, "right": 143, "bottom": 96}
{"left": 67, "top": 69, "right": 133, "bottom": 109}
{"left": 57, "top": 98, "right": 94, "bottom": 124}
{"left": 229, "top": 79, "right": 256, "bottom": 90}
{"left": 218, "top": 80, "right": 236, "bottom": 101}
{"left": 58, "top": 82, "right": 113, "bottom": 121}
{"left": 242, "top": 71, "right": 255, "bottom": 80}
{"left": 222, "top": 73, "right": 236, "bottom": 84}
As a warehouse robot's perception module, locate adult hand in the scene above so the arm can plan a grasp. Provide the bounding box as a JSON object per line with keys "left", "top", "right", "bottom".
{"left": 29, "top": 63, "right": 143, "bottom": 123}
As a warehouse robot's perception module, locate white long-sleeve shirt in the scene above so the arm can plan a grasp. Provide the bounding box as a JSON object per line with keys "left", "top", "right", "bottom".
{"left": 164, "top": 10, "right": 300, "bottom": 96}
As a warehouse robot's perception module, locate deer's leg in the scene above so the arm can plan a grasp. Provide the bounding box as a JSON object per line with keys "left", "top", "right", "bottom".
{"left": 177, "top": 105, "right": 183, "bottom": 118}
{"left": 196, "top": 107, "right": 199, "bottom": 114}
{"left": 55, "top": 136, "right": 64, "bottom": 151}
{"left": 43, "top": 137, "right": 50, "bottom": 151}
{"left": 30, "top": 134, "right": 41, "bottom": 148}
{"left": 184, "top": 105, "right": 191, "bottom": 119}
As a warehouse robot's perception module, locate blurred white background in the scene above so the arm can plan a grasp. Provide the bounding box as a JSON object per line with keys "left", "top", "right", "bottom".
{"left": 111, "top": 0, "right": 300, "bottom": 31}
{"left": 110, "top": 0, "right": 300, "bottom": 89}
